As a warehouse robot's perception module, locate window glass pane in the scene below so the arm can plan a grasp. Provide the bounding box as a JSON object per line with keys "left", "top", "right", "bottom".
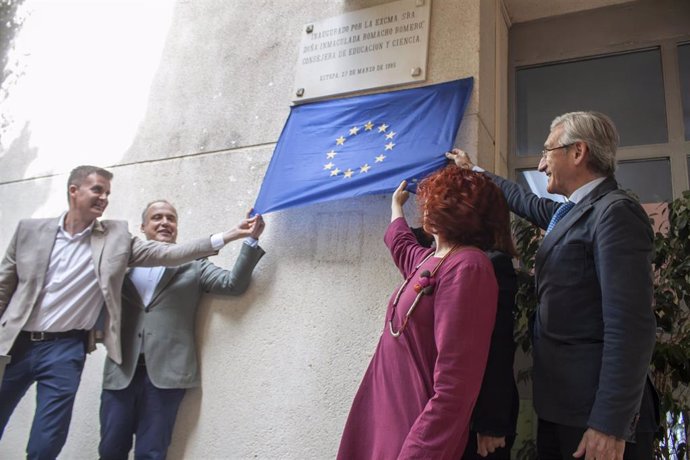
{"left": 516, "top": 169, "right": 565, "bottom": 202}
{"left": 516, "top": 169, "right": 533, "bottom": 192}
{"left": 616, "top": 158, "right": 672, "bottom": 203}
{"left": 517, "top": 164, "right": 669, "bottom": 232}
{"left": 679, "top": 43, "right": 690, "bottom": 141}
{"left": 516, "top": 49, "right": 668, "bottom": 156}
{"left": 518, "top": 160, "right": 671, "bottom": 203}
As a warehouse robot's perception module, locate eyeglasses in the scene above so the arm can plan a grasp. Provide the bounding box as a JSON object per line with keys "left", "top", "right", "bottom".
{"left": 541, "top": 143, "right": 573, "bottom": 159}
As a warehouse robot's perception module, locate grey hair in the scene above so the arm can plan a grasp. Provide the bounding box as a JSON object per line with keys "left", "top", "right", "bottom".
{"left": 551, "top": 111, "right": 618, "bottom": 176}
{"left": 141, "top": 199, "right": 177, "bottom": 224}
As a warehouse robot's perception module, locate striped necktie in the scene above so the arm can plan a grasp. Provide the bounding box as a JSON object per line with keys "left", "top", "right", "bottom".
{"left": 546, "top": 201, "right": 575, "bottom": 234}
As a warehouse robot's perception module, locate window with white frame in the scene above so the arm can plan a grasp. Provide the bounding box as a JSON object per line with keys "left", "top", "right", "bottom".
{"left": 509, "top": 1, "right": 690, "bottom": 204}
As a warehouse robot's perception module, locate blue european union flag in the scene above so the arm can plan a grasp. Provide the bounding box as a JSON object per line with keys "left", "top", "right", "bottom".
{"left": 253, "top": 78, "right": 473, "bottom": 214}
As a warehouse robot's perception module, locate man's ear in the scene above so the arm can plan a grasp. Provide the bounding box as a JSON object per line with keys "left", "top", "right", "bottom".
{"left": 140, "top": 223, "right": 145, "bottom": 233}
{"left": 572, "top": 141, "right": 588, "bottom": 166}
{"left": 67, "top": 184, "right": 78, "bottom": 201}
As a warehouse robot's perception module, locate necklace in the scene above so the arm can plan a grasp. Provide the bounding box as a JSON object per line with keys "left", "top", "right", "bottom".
{"left": 388, "top": 245, "right": 459, "bottom": 338}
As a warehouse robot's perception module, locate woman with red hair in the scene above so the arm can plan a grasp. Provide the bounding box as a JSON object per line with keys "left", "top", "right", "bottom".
{"left": 337, "top": 167, "right": 504, "bottom": 459}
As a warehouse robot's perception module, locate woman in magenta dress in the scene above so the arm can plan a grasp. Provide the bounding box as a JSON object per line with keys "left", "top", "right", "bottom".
{"left": 337, "top": 167, "right": 507, "bottom": 459}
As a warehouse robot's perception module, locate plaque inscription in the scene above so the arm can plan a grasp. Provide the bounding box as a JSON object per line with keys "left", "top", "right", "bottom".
{"left": 293, "top": 0, "right": 431, "bottom": 102}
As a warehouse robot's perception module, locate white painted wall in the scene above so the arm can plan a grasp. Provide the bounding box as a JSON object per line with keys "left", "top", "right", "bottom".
{"left": 0, "top": 1, "right": 494, "bottom": 458}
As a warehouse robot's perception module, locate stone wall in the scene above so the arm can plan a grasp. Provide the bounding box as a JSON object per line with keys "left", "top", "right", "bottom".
{"left": 0, "top": 1, "right": 503, "bottom": 457}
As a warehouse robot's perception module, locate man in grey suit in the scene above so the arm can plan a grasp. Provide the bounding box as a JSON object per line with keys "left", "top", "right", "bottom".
{"left": 98, "top": 199, "right": 265, "bottom": 460}
{"left": 449, "top": 111, "right": 658, "bottom": 460}
{"left": 0, "top": 165, "right": 261, "bottom": 460}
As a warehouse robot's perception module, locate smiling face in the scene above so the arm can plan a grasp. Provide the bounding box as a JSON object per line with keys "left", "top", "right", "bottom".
{"left": 538, "top": 125, "right": 575, "bottom": 197}
{"left": 68, "top": 173, "right": 111, "bottom": 222}
{"left": 141, "top": 201, "right": 178, "bottom": 243}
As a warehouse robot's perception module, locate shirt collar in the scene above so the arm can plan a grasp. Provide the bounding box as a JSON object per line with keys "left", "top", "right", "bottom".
{"left": 568, "top": 177, "right": 607, "bottom": 204}
{"left": 58, "top": 212, "right": 95, "bottom": 239}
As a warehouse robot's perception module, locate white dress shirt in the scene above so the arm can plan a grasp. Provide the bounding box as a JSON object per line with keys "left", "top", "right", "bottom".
{"left": 24, "top": 214, "right": 104, "bottom": 332}
{"left": 568, "top": 177, "right": 606, "bottom": 204}
{"left": 128, "top": 267, "right": 165, "bottom": 307}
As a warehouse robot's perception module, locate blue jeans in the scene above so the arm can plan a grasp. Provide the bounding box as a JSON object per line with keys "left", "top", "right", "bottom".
{"left": 99, "top": 365, "right": 186, "bottom": 460}
{"left": 0, "top": 334, "right": 86, "bottom": 460}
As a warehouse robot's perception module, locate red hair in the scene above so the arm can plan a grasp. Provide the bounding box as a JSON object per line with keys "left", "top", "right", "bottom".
{"left": 416, "top": 167, "right": 512, "bottom": 252}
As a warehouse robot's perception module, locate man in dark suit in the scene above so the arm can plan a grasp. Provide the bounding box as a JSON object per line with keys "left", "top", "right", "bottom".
{"left": 449, "top": 111, "right": 658, "bottom": 460}
{"left": 0, "top": 165, "right": 261, "bottom": 459}
{"left": 98, "top": 200, "right": 265, "bottom": 460}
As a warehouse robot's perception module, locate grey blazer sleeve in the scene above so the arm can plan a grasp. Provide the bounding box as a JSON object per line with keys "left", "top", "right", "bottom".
{"left": 199, "top": 243, "right": 265, "bottom": 295}
{"left": 128, "top": 234, "right": 217, "bottom": 267}
{"left": 0, "top": 224, "right": 19, "bottom": 319}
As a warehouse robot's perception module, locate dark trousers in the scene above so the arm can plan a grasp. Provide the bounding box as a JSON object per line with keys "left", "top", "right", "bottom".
{"left": 0, "top": 335, "right": 86, "bottom": 460}
{"left": 537, "top": 418, "right": 655, "bottom": 460}
{"left": 99, "top": 365, "right": 186, "bottom": 460}
{"left": 463, "top": 431, "right": 515, "bottom": 459}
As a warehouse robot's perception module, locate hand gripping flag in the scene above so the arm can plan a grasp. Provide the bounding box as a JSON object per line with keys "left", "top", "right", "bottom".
{"left": 253, "top": 78, "right": 473, "bottom": 214}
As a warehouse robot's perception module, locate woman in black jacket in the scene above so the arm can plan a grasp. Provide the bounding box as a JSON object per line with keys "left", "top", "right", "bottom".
{"left": 412, "top": 186, "right": 519, "bottom": 460}
{"left": 463, "top": 245, "right": 519, "bottom": 459}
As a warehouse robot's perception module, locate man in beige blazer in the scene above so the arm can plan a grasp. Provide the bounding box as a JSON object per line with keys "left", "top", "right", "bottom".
{"left": 0, "top": 165, "right": 262, "bottom": 460}
{"left": 99, "top": 200, "right": 265, "bottom": 460}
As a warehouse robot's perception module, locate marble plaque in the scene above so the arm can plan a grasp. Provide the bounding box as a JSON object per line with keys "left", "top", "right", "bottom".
{"left": 293, "top": 0, "right": 431, "bottom": 102}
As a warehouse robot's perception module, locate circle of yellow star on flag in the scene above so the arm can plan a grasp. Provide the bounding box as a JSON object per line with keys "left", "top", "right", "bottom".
{"left": 324, "top": 121, "right": 397, "bottom": 179}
